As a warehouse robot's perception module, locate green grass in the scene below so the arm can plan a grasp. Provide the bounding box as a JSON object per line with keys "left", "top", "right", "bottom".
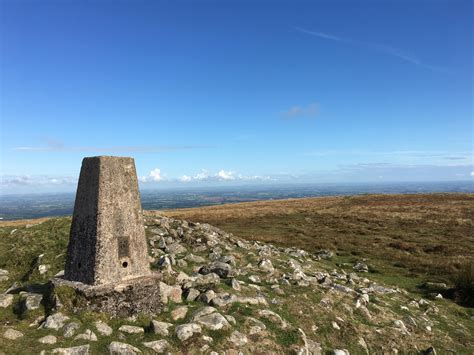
{"left": 0, "top": 218, "right": 70, "bottom": 290}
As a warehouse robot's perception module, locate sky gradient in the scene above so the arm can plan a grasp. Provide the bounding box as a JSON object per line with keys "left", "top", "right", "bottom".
{"left": 1, "top": 0, "right": 472, "bottom": 193}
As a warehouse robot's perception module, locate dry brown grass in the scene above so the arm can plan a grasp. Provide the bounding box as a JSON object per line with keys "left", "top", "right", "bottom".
{"left": 161, "top": 193, "right": 474, "bottom": 286}
{"left": 0, "top": 217, "right": 51, "bottom": 227}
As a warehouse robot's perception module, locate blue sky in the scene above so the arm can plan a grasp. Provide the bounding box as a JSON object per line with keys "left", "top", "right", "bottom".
{"left": 1, "top": 0, "right": 472, "bottom": 193}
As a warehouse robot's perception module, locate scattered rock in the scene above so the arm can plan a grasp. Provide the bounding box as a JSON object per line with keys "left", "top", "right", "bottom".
{"left": 150, "top": 320, "right": 173, "bottom": 336}
{"left": 331, "top": 350, "right": 350, "bottom": 355}
{"left": 175, "top": 323, "right": 202, "bottom": 341}
{"left": 246, "top": 316, "right": 267, "bottom": 335}
{"left": 358, "top": 337, "right": 368, "bottom": 353}
{"left": 258, "top": 258, "right": 274, "bottom": 272}
{"left": 192, "top": 306, "right": 216, "bottom": 318}
{"left": 38, "top": 264, "right": 50, "bottom": 274}
{"left": 3, "top": 328, "right": 23, "bottom": 340}
{"left": 229, "top": 330, "right": 247, "bottom": 346}
{"left": 171, "top": 306, "right": 188, "bottom": 321}
{"left": 199, "top": 261, "right": 232, "bottom": 278}
{"left": 315, "top": 250, "right": 333, "bottom": 259}
{"left": 185, "top": 288, "right": 200, "bottom": 302}
{"left": 63, "top": 322, "right": 81, "bottom": 338}
{"left": 166, "top": 243, "right": 187, "bottom": 255}
{"left": 230, "top": 278, "right": 241, "bottom": 291}
{"left": 357, "top": 305, "right": 372, "bottom": 320}
{"left": 333, "top": 284, "right": 355, "bottom": 294}
{"left": 353, "top": 262, "right": 369, "bottom": 273}
{"left": 39, "top": 335, "right": 57, "bottom": 344}
{"left": 74, "top": 329, "right": 97, "bottom": 341}
{"left": 185, "top": 253, "right": 206, "bottom": 263}
{"left": 393, "top": 320, "right": 408, "bottom": 333}
{"left": 248, "top": 275, "right": 261, "bottom": 283}
{"left": 188, "top": 273, "right": 220, "bottom": 290}
{"left": 0, "top": 294, "right": 14, "bottom": 308}
{"left": 94, "top": 320, "right": 113, "bottom": 336}
{"left": 257, "top": 309, "right": 287, "bottom": 328}
{"left": 199, "top": 289, "right": 217, "bottom": 304}
{"left": 108, "top": 341, "right": 141, "bottom": 354}
{"left": 29, "top": 315, "right": 46, "bottom": 328}
{"left": 0, "top": 269, "right": 9, "bottom": 281}
{"left": 0, "top": 213, "right": 463, "bottom": 354}
{"left": 194, "top": 310, "right": 231, "bottom": 330}
{"left": 298, "top": 328, "right": 322, "bottom": 355}
{"left": 202, "top": 335, "right": 213, "bottom": 343}
{"left": 159, "top": 281, "right": 183, "bottom": 304}
{"left": 21, "top": 292, "right": 43, "bottom": 311}
{"left": 176, "top": 271, "right": 190, "bottom": 284}
{"left": 50, "top": 345, "right": 90, "bottom": 355}
{"left": 235, "top": 296, "right": 267, "bottom": 306}
{"left": 118, "top": 325, "right": 144, "bottom": 334}
{"left": 143, "top": 339, "right": 169, "bottom": 353}
{"left": 219, "top": 255, "right": 236, "bottom": 266}
{"left": 42, "top": 312, "right": 70, "bottom": 330}
{"left": 157, "top": 256, "right": 172, "bottom": 272}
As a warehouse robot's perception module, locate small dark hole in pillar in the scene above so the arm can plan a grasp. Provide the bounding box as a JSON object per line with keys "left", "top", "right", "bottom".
{"left": 78, "top": 263, "right": 81, "bottom": 269}
{"left": 122, "top": 261, "right": 128, "bottom": 268}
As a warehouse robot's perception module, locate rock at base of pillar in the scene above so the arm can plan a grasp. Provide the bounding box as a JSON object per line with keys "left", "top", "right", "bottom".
{"left": 48, "top": 273, "right": 163, "bottom": 318}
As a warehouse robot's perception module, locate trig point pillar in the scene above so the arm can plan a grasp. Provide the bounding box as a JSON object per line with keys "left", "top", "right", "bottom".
{"left": 51, "top": 156, "right": 162, "bottom": 317}
{"left": 65, "top": 156, "right": 151, "bottom": 285}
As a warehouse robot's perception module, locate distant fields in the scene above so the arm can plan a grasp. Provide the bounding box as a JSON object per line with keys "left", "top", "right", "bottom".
{"left": 162, "top": 193, "right": 474, "bottom": 291}
{"left": 1, "top": 181, "right": 472, "bottom": 220}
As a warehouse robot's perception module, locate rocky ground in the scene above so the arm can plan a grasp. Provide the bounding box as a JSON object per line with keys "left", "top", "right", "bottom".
{"left": 0, "top": 215, "right": 473, "bottom": 354}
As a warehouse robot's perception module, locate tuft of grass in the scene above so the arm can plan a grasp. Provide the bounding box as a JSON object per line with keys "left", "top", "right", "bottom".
{"left": 207, "top": 328, "right": 233, "bottom": 345}
{"left": 228, "top": 302, "right": 254, "bottom": 318}
{"left": 259, "top": 317, "right": 300, "bottom": 346}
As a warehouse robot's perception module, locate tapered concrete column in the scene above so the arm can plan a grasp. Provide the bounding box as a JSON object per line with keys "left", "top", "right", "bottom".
{"left": 64, "top": 156, "right": 150, "bottom": 285}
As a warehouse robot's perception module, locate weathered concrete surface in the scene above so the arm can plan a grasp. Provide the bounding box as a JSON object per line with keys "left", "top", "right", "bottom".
{"left": 50, "top": 274, "right": 163, "bottom": 317}
{"left": 65, "top": 156, "right": 150, "bottom": 285}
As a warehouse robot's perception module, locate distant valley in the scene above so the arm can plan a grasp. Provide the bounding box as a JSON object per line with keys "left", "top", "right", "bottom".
{"left": 0, "top": 181, "right": 473, "bottom": 220}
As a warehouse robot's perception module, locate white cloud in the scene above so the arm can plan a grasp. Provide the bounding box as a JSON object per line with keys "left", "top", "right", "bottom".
{"left": 149, "top": 168, "right": 163, "bottom": 181}
{"left": 140, "top": 168, "right": 164, "bottom": 182}
{"left": 180, "top": 175, "right": 192, "bottom": 182}
{"left": 194, "top": 170, "right": 210, "bottom": 181}
{"left": 471, "top": 172, "right": 474, "bottom": 177}
{"left": 137, "top": 168, "right": 271, "bottom": 184}
{"left": 172, "top": 169, "right": 271, "bottom": 183}
{"left": 217, "top": 170, "right": 236, "bottom": 180}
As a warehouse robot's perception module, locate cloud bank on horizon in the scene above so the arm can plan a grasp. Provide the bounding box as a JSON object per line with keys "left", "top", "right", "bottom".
{"left": 1, "top": 162, "right": 472, "bottom": 194}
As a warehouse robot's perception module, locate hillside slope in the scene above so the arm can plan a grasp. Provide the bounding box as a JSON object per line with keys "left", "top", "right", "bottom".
{"left": 0, "top": 194, "right": 472, "bottom": 353}
{"left": 163, "top": 194, "right": 474, "bottom": 293}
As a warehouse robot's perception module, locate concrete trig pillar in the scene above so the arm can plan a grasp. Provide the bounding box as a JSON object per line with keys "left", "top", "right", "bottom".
{"left": 64, "top": 156, "right": 151, "bottom": 285}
